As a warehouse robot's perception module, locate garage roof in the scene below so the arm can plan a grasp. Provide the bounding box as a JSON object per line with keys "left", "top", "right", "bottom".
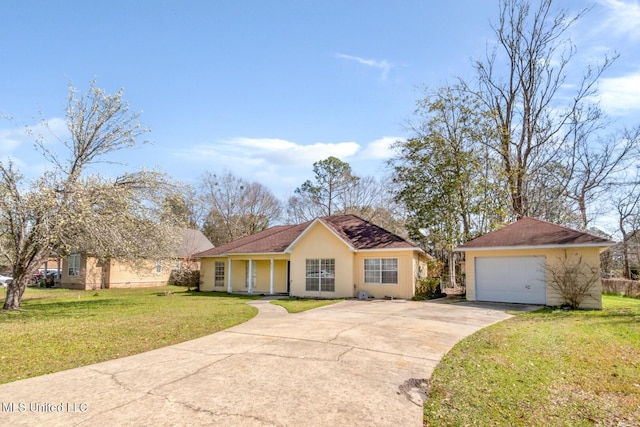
{"left": 457, "top": 217, "right": 615, "bottom": 251}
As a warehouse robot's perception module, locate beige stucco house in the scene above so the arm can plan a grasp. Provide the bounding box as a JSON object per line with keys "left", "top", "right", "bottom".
{"left": 197, "top": 215, "right": 429, "bottom": 300}
{"left": 60, "top": 229, "right": 214, "bottom": 290}
{"left": 456, "top": 217, "right": 615, "bottom": 309}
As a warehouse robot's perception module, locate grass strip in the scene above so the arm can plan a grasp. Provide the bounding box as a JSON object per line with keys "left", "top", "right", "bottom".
{"left": 270, "top": 297, "right": 342, "bottom": 313}
{"left": 423, "top": 294, "right": 640, "bottom": 426}
{"left": 0, "top": 286, "right": 259, "bottom": 384}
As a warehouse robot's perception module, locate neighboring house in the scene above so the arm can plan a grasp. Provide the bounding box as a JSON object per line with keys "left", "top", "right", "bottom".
{"left": 197, "top": 215, "right": 429, "bottom": 300}
{"left": 456, "top": 217, "right": 615, "bottom": 309}
{"left": 60, "top": 229, "right": 214, "bottom": 290}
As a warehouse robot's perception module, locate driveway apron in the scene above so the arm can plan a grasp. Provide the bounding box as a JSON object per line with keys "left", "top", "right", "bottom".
{"left": 0, "top": 298, "right": 531, "bottom": 426}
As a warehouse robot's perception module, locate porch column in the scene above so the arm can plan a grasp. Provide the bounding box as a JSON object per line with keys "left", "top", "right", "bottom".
{"left": 248, "top": 258, "right": 253, "bottom": 294}
{"left": 269, "top": 259, "right": 274, "bottom": 295}
{"left": 227, "top": 259, "right": 232, "bottom": 293}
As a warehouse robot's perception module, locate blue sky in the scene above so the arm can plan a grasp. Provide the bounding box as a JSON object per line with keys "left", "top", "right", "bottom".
{"left": 1, "top": 0, "right": 639, "bottom": 218}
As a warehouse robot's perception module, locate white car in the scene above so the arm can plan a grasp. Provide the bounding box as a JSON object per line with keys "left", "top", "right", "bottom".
{"left": 0, "top": 274, "right": 13, "bottom": 287}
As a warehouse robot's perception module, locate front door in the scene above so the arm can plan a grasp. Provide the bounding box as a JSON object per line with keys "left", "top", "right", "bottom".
{"left": 286, "top": 261, "right": 290, "bottom": 294}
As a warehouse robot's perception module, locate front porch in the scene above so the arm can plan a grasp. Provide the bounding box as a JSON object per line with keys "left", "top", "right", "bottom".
{"left": 203, "top": 257, "right": 290, "bottom": 295}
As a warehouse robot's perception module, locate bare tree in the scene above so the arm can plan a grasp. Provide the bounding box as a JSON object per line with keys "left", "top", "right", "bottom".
{"left": 161, "top": 184, "right": 207, "bottom": 230}
{"left": 614, "top": 178, "right": 640, "bottom": 279}
{"left": 285, "top": 193, "right": 325, "bottom": 224}
{"left": 567, "top": 123, "right": 640, "bottom": 229}
{"left": 199, "top": 171, "right": 281, "bottom": 246}
{"left": 471, "top": 0, "right": 616, "bottom": 219}
{"left": 0, "top": 81, "right": 181, "bottom": 310}
{"left": 338, "top": 175, "right": 407, "bottom": 237}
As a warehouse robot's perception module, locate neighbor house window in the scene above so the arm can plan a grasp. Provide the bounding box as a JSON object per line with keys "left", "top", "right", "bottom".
{"left": 305, "top": 259, "right": 335, "bottom": 292}
{"left": 155, "top": 260, "right": 162, "bottom": 274}
{"left": 68, "top": 253, "right": 80, "bottom": 277}
{"left": 214, "top": 261, "right": 225, "bottom": 287}
{"left": 364, "top": 258, "right": 398, "bottom": 284}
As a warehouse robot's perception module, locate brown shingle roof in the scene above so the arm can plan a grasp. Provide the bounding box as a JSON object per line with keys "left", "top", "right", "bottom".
{"left": 457, "top": 217, "right": 614, "bottom": 250}
{"left": 196, "top": 214, "right": 419, "bottom": 257}
{"left": 320, "top": 215, "right": 417, "bottom": 250}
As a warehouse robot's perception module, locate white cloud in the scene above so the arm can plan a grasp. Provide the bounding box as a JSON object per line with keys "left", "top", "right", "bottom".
{"left": 336, "top": 53, "right": 395, "bottom": 79}
{"left": 598, "top": 0, "right": 640, "bottom": 40}
{"left": 182, "top": 137, "right": 360, "bottom": 169}
{"left": 598, "top": 72, "right": 640, "bottom": 113}
{"left": 33, "top": 117, "right": 68, "bottom": 144}
{"left": 361, "top": 136, "right": 401, "bottom": 160}
{"left": 173, "top": 137, "right": 362, "bottom": 197}
{"left": 172, "top": 137, "right": 411, "bottom": 198}
{"left": 0, "top": 128, "right": 24, "bottom": 153}
{"left": 0, "top": 117, "right": 68, "bottom": 154}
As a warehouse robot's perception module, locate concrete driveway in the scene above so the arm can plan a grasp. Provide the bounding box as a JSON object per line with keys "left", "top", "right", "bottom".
{"left": 0, "top": 298, "right": 537, "bottom": 426}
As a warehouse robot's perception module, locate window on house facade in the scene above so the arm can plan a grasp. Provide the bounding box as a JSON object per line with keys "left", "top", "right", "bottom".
{"left": 155, "top": 260, "right": 162, "bottom": 274}
{"left": 305, "top": 259, "right": 335, "bottom": 292}
{"left": 68, "top": 253, "right": 80, "bottom": 277}
{"left": 214, "top": 261, "right": 225, "bottom": 287}
{"left": 364, "top": 258, "right": 398, "bottom": 284}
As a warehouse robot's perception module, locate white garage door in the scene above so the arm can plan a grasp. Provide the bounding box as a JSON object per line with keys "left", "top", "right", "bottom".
{"left": 475, "top": 256, "right": 546, "bottom": 304}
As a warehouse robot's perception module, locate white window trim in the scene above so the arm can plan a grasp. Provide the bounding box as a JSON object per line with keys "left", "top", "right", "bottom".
{"left": 305, "top": 258, "right": 336, "bottom": 292}
{"left": 68, "top": 253, "right": 80, "bottom": 277}
{"left": 363, "top": 258, "right": 399, "bottom": 285}
{"left": 214, "top": 261, "right": 225, "bottom": 287}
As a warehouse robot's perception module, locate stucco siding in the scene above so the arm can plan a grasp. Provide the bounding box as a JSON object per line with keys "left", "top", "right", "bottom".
{"left": 464, "top": 247, "right": 603, "bottom": 309}
{"left": 199, "top": 258, "right": 216, "bottom": 291}
{"left": 200, "top": 256, "right": 289, "bottom": 294}
{"left": 289, "top": 222, "right": 355, "bottom": 298}
{"left": 353, "top": 250, "right": 421, "bottom": 299}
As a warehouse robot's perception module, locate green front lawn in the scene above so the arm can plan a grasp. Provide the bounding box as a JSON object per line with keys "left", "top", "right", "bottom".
{"left": 0, "top": 286, "right": 260, "bottom": 384}
{"left": 270, "top": 297, "right": 342, "bottom": 313}
{"left": 424, "top": 295, "right": 640, "bottom": 426}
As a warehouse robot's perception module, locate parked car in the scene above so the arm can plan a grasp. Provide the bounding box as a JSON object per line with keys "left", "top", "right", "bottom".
{"left": 0, "top": 274, "right": 13, "bottom": 287}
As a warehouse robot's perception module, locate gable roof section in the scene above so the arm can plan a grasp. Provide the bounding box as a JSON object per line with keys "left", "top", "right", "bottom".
{"left": 457, "top": 217, "right": 614, "bottom": 251}
{"left": 196, "top": 214, "right": 419, "bottom": 257}
{"left": 319, "top": 215, "right": 418, "bottom": 251}
{"left": 195, "top": 222, "right": 311, "bottom": 257}
{"left": 178, "top": 229, "right": 215, "bottom": 258}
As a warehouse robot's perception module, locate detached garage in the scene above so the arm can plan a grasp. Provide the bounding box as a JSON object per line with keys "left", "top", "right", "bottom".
{"left": 457, "top": 218, "right": 614, "bottom": 309}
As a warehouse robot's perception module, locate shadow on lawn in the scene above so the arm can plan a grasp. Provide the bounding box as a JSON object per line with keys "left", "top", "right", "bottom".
{"left": 518, "top": 306, "right": 640, "bottom": 322}
{"left": 3, "top": 298, "right": 128, "bottom": 318}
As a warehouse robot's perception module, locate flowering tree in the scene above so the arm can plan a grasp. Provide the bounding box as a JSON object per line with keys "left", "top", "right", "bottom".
{"left": 0, "top": 81, "right": 181, "bottom": 310}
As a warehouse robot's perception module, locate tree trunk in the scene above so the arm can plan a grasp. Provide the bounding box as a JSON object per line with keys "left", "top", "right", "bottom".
{"left": 448, "top": 245, "right": 457, "bottom": 288}
{"left": 3, "top": 277, "right": 27, "bottom": 310}
{"left": 579, "top": 196, "right": 588, "bottom": 230}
